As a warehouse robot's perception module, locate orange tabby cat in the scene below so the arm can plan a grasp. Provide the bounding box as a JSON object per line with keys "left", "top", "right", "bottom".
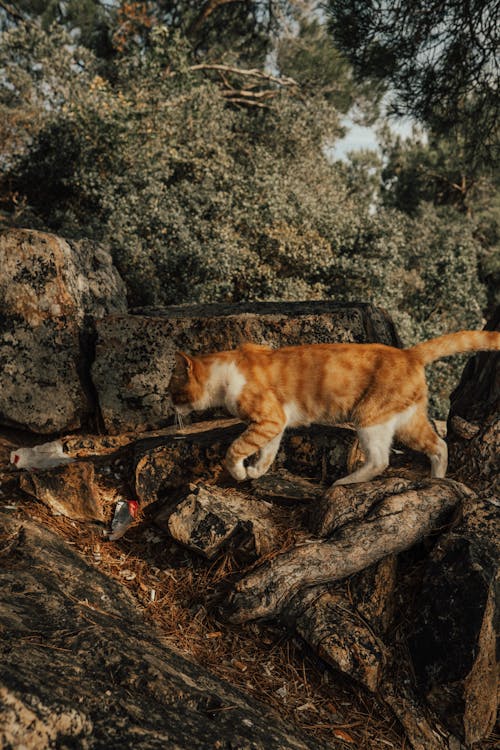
{"left": 169, "top": 330, "right": 500, "bottom": 492}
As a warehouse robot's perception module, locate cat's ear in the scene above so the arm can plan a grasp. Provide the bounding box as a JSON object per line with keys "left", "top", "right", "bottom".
{"left": 174, "top": 351, "right": 193, "bottom": 378}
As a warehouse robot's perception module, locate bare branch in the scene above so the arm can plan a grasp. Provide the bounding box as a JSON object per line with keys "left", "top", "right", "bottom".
{"left": 189, "top": 63, "right": 299, "bottom": 89}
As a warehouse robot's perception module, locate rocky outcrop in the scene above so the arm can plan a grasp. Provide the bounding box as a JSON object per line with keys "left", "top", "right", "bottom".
{"left": 0, "top": 229, "right": 127, "bottom": 433}
{"left": 2, "top": 228, "right": 498, "bottom": 750}
{"left": 0, "top": 229, "right": 400, "bottom": 438}
{"left": 0, "top": 512, "right": 327, "bottom": 750}
{"left": 92, "top": 302, "right": 400, "bottom": 434}
{"left": 409, "top": 496, "right": 499, "bottom": 746}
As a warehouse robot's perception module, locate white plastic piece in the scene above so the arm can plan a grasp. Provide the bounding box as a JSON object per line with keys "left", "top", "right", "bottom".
{"left": 10, "top": 440, "right": 75, "bottom": 470}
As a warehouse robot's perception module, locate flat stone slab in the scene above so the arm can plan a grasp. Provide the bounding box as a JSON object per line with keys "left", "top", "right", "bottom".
{"left": 92, "top": 302, "right": 400, "bottom": 434}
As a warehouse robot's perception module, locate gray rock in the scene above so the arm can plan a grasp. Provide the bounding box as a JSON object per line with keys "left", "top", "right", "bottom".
{"left": 409, "top": 495, "right": 499, "bottom": 745}
{"left": 0, "top": 229, "right": 127, "bottom": 433}
{"left": 93, "top": 301, "right": 400, "bottom": 434}
{"left": 0, "top": 512, "right": 327, "bottom": 750}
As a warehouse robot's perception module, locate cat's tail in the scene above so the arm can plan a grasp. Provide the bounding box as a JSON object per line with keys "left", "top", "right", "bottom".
{"left": 408, "top": 330, "right": 500, "bottom": 365}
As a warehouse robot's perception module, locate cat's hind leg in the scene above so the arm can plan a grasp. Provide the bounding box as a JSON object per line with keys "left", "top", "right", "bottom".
{"left": 395, "top": 407, "right": 447, "bottom": 478}
{"left": 331, "top": 419, "right": 395, "bottom": 487}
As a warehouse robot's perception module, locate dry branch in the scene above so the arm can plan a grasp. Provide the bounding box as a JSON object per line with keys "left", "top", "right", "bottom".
{"left": 188, "top": 63, "right": 299, "bottom": 108}
{"left": 189, "top": 63, "right": 298, "bottom": 89}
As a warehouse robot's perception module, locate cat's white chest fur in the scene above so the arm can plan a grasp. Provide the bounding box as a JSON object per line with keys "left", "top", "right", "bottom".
{"left": 207, "top": 361, "right": 246, "bottom": 414}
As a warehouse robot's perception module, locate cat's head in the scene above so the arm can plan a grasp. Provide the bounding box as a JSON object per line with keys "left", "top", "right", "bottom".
{"left": 169, "top": 352, "right": 206, "bottom": 415}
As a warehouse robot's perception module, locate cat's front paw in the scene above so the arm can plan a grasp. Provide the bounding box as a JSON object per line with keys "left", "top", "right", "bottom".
{"left": 225, "top": 459, "right": 247, "bottom": 481}
{"left": 246, "top": 463, "right": 268, "bottom": 479}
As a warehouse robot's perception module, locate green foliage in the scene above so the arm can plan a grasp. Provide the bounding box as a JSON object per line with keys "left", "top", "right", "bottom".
{"left": 0, "top": 17, "right": 490, "bottom": 417}
{"left": 378, "top": 125, "right": 500, "bottom": 316}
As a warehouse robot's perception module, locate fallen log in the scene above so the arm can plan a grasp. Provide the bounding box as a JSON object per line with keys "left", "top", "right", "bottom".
{"left": 310, "top": 476, "right": 445, "bottom": 537}
{"left": 281, "top": 549, "right": 397, "bottom": 690}
{"left": 219, "top": 478, "right": 473, "bottom": 623}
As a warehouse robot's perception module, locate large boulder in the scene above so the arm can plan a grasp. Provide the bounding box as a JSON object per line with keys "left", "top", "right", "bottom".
{"left": 92, "top": 302, "right": 400, "bottom": 434}
{"left": 0, "top": 229, "right": 127, "bottom": 433}
{"left": 408, "top": 496, "right": 499, "bottom": 745}
{"left": 0, "top": 512, "right": 327, "bottom": 750}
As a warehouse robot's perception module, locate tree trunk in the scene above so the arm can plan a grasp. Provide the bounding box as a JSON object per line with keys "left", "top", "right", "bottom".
{"left": 447, "top": 306, "right": 499, "bottom": 492}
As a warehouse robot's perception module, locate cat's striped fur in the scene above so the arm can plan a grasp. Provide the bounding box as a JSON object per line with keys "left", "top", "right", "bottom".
{"left": 169, "top": 330, "right": 500, "bottom": 492}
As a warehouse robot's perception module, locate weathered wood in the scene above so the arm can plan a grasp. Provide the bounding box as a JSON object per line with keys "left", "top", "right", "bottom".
{"left": 288, "top": 587, "right": 388, "bottom": 692}
{"left": 220, "top": 478, "right": 473, "bottom": 623}
{"left": 250, "top": 470, "right": 324, "bottom": 503}
{"left": 381, "top": 650, "right": 463, "bottom": 750}
{"left": 159, "top": 482, "right": 284, "bottom": 560}
{"left": 348, "top": 554, "right": 398, "bottom": 636}
{"left": 311, "top": 476, "right": 454, "bottom": 537}
{"left": 408, "top": 495, "right": 499, "bottom": 745}
{"left": 448, "top": 306, "right": 499, "bottom": 424}
{"left": 282, "top": 555, "right": 396, "bottom": 693}
{"left": 447, "top": 307, "right": 499, "bottom": 492}
{"left": 448, "top": 414, "right": 499, "bottom": 493}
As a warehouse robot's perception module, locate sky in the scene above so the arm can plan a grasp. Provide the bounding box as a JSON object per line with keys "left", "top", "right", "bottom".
{"left": 333, "top": 115, "right": 415, "bottom": 162}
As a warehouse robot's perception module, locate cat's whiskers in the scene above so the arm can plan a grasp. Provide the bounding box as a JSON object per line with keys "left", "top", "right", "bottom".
{"left": 174, "top": 408, "right": 185, "bottom": 430}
